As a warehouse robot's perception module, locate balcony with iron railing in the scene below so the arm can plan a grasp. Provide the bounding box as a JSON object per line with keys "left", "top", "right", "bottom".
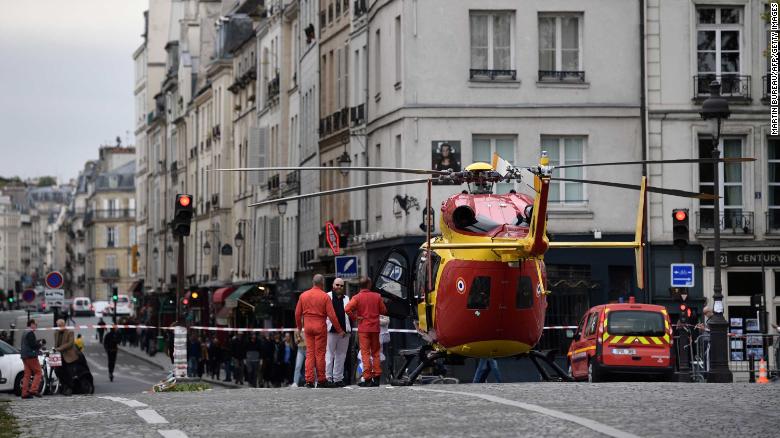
{"left": 696, "top": 210, "right": 754, "bottom": 236}
{"left": 84, "top": 209, "right": 136, "bottom": 225}
{"left": 538, "top": 70, "right": 586, "bottom": 82}
{"left": 766, "top": 211, "right": 780, "bottom": 235}
{"left": 470, "top": 69, "right": 517, "bottom": 81}
{"left": 693, "top": 74, "right": 751, "bottom": 102}
{"left": 100, "top": 268, "right": 120, "bottom": 279}
{"left": 350, "top": 104, "right": 365, "bottom": 126}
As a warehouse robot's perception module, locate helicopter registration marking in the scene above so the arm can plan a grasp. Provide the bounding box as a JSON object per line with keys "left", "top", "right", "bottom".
{"left": 456, "top": 277, "right": 466, "bottom": 294}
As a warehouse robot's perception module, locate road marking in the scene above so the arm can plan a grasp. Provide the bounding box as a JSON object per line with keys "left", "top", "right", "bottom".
{"left": 98, "top": 396, "right": 148, "bottom": 408}
{"left": 136, "top": 409, "right": 169, "bottom": 424}
{"left": 86, "top": 356, "right": 161, "bottom": 385}
{"left": 412, "top": 387, "right": 641, "bottom": 438}
{"left": 158, "top": 430, "right": 189, "bottom": 438}
{"left": 20, "top": 411, "right": 105, "bottom": 420}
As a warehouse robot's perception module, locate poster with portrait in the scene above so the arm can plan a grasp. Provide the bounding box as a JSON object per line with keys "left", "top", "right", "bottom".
{"left": 432, "top": 140, "right": 462, "bottom": 185}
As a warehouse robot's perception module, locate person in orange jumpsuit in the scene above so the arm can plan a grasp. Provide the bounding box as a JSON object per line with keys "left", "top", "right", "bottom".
{"left": 345, "top": 277, "right": 387, "bottom": 387}
{"left": 295, "top": 274, "right": 345, "bottom": 387}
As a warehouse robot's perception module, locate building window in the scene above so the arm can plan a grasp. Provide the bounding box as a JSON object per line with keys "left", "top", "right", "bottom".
{"left": 374, "top": 29, "right": 381, "bottom": 99}
{"left": 698, "top": 137, "right": 744, "bottom": 231}
{"left": 106, "top": 226, "right": 117, "bottom": 248}
{"left": 769, "top": 139, "right": 780, "bottom": 231}
{"left": 473, "top": 136, "right": 515, "bottom": 194}
{"left": 106, "top": 254, "right": 117, "bottom": 269}
{"left": 538, "top": 13, "right": 583, "bottom": 82}
{"left": 469, "top": 11, "right": 515, "bottom": 80}
{"left": 541, "top": 136, "right": 586, "bottom": 205}
{"left": 695, "top": 6, "right": 745, "bottom": 97}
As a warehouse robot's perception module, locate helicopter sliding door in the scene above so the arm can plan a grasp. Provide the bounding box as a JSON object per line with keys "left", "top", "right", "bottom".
{"left": 373, "top": 249, "right": 412, "bottom": 319}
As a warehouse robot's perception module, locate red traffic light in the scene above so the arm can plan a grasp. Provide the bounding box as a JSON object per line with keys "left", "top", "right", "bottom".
{"left": 178, "top": 195, "right": 191, "bottom": 207}
{"left": 182, "top": 298, "right": 189, "bottom": 305}
{"left": 674, "top": 210, "right": 687, "bottom": 222}
{"left": 679, "top": 304, "right": 687, "bottom": 311}
{"left": 686, "top": 308, "right": 692, "bottom": 318}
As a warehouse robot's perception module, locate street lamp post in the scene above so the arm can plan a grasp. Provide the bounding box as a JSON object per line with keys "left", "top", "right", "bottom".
{"left": 700, "top": 80, "right": 733, "bottom": 383}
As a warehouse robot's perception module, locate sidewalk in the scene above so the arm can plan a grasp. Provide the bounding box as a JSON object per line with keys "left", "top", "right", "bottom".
{"left": 118, "top": 343, "right": 241, "bottom": 389}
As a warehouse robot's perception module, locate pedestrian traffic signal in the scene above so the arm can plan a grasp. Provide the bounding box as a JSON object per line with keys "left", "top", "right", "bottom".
{"left": 672, "top": 209, "right": 689, "bottom": 247}
{"left": 172, "top": 194, "right": 194, "bottom": 237}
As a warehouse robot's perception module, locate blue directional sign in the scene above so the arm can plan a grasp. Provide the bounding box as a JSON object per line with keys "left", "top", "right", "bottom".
{"left": 335, "top": 255, "right": 359, "bottom": 279}
{"left": 671, "top": 263, "right": 695, "bottom": 288}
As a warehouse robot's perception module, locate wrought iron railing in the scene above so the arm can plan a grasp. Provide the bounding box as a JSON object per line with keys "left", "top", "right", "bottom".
{"left": 693, "top": 74, "right": 751, "bottom": 101}
{"left": 766, "top": 211, "right": 780, "bottom": 234}
{"left": 469, "top": 69, "right": 517, "bottom": 80}
{"left": 100, "top": 269, "right": 120, "bottom": 279}
{"left": 538, "top": 70, "right": 586, "bottom": 82}
{"left": 696, "top": 211, "right": 754, "bottom": 235}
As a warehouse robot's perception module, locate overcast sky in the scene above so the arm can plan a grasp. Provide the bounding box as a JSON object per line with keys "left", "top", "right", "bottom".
{"left": 0, "top": 0, "right": 147, "bottom": 183}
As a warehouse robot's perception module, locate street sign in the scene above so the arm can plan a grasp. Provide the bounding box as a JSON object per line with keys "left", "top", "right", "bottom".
{"left": 44, "top": 288, "right": 65, "bottom": 307}
{"left": 671, "top": 263, "right": 695, "bottom": 288}
{"left": 45, "top": 271, "right": 64, "bottom": 289}
{"left": 325, "top": 221, "right": 340, "bottom": 256}
{"left": 335, "top": 255, "right": 359, "bottom": 279}
{"left": 22, "top": 289, "right": 36, "bottom": 303}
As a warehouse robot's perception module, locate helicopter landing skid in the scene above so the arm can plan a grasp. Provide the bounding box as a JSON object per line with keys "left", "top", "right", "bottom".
{"left": 391, "top": 346, "right": 446, "bottom": 386}
{"left": 526, "top": 350, "right": 573, "bottom": 382}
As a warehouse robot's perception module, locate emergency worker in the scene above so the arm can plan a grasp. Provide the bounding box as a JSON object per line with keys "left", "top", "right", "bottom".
{"left": 345, "top": 277, "right": 387, "bottom": 387}
{"left": 295, "top": 274, "right": 345, "bottom": 387}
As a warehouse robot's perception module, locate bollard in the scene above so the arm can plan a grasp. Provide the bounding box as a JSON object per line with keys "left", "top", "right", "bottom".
{"left": 748, "top": 355, "right": 755, "bottom": 383}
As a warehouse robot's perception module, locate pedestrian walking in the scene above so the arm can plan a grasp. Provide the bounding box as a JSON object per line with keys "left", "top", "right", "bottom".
{"left": 230, "top": 334, "right": 246, "bottom": 385}
{"left": 246, "top": 334, "right": 262, "bottom": 387}
{"left": 472, "top": 358, "right": 502, "bottom": 383}
{"left": 20, "top": 319, "right": 43, "bottom": 399}
{"left": 345, "top": 277, "right": 387, "bottom": 387}
{"left": 187, "top": 334, "right": 201, "bottom": 378}
{"left": 199, "top": 336, "right": 208, "bottom": 378}
{"left": 325, "top": 278, "right": 351, "bottom": 387}
{"left": 271, "top": 332, "right": 285, "bottom": 387}
{"left": 222, "top": 339, "right": 233, "bottom": 382}
{"left": 291, "top": 329, "right": 306, "bottom": 387}
{"left": 283, "top": 332, "right": 295, "bottom": 385}
{"left": 260, "top": 333, "right": 274, "bottom": 387}
{"left": 96, "top": 318, "right": 106, "bottom": 343}
{"left": 103, "top": 327, "right": 119, "bottom": 382}
{"left": 54, "top": 319, "right": 80, "bottom": 395}
{"left": 208, "top": 337, "right": 221, "bottom": 380}
{"left": 294, "top": 274, "right": 345, "bottom": 388}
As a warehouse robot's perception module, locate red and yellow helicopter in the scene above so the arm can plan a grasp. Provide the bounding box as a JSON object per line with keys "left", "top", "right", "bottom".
{"left": 217, "top": 152, "right": 749, "bottom": 383}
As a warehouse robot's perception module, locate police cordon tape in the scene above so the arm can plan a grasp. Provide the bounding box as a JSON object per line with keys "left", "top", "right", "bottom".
{"left": 6, "top": 324, "right": 579, "bottom": 332}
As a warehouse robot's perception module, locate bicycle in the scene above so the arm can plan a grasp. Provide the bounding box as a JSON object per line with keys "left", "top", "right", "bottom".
{"left": 40, "top": 349, "right": 61, "bottom": 395}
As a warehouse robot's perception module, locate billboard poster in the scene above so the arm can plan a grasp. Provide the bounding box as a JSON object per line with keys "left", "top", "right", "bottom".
{"left": 432, "top": 140, "right": 462, "bottom": 184}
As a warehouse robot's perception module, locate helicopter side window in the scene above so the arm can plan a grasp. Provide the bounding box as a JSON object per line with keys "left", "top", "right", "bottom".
{"left": 412, "top": 251, "right": 442, "bottom": 300}
{"left": 515, "top": 276, "right": 534, "bottom": 309}
{"left": 467, "top": 276, "right": 491, "bottom": 309}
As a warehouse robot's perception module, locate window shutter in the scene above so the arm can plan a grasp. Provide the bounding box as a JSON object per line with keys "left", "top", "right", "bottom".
{"left": 248, "top": 126, "right": 268, "bottom": 186}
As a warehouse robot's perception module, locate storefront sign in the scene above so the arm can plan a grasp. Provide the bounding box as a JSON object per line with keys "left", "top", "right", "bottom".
{"left": 705, "top": 251, "right": 780, "bottom": 267}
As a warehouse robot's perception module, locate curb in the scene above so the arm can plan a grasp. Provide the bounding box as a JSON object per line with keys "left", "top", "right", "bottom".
{"left": 117, "top": 345, "right": 242, "bottom": 389}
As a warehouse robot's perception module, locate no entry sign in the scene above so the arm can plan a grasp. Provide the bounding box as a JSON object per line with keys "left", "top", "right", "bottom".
{"left": 22, "top": 289, "right": 36, "bottom": 303}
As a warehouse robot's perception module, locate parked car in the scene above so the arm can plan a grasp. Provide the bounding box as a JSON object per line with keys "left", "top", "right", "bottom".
{"left": 567, "top": 299, "right": 674, "bottom": 382}
{"left": 71, "top": 297, "right": 94, "bottom": 316}
{"left": 93, "top": 300, "right": 109, "bottom": 317}
{"left": 106, "top": 295, "right": 134, "bottom": 317}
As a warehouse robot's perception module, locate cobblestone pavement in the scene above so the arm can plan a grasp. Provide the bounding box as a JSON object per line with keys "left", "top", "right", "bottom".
{"left": 7, "top": 382, "right": 779, "bottom": 437}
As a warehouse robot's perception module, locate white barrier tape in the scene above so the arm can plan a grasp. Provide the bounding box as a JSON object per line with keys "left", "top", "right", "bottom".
{"left": 5, "top": 324, "right": 578, "bottom": 333}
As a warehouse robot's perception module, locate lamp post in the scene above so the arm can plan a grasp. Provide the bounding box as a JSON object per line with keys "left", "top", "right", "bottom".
{"left": 234, "top": 224, "right": 245, "bottom": 279}
{"left": 337, "top": 150, "right": 352, "bottom": 176}
{"left": 699, "top": 80, "right": 732, "bottom": 383}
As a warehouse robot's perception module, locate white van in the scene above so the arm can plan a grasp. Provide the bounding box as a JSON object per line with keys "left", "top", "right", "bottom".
{"left": 71, "top": 297, "right": 94, "bottom": 316}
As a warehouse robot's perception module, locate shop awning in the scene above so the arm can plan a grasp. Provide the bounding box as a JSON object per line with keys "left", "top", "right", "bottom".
{"left": 212, "top": 286, "right": 236, "bottom": 304}
{"left": 224, "top": 284, "right": 257, "bottom": 309}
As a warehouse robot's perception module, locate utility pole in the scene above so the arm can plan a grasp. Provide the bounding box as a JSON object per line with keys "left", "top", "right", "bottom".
{"left": 176, "top": 233, "right": 184, "bottom": 324}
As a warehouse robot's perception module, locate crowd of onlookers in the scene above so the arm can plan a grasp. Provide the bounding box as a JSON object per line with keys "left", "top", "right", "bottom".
{"left": 186, "top": 332, "right": 300, "bottom": 387}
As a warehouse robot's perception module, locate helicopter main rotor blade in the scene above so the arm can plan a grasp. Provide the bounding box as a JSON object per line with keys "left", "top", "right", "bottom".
{"left": 552, "top": 157, "right": 754, "bottom": 169}
{"left": 249, "top": 178, "right": 430, "bottom": 208}
{"left": 212, "top": 166, "right": 447, "bottom": 175}
{"left": 552, "top": 177, "right": 718, "bottom": 200}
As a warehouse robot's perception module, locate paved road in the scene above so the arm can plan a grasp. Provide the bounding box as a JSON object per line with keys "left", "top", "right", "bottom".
{"left": 8, "top": 382, "right": 779, "bottom": 437}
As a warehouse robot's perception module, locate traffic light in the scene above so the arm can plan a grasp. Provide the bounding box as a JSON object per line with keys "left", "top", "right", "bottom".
{"left": 172, "top": 194, "right": 194, "bottom": 237}
{"left": 680, "top": 303, "right": 691, "bottom": 324}
{"left": 112, "top": 286, "right": 119, "bottom": 302}
{"left": 7, "top": 291, "right": 14, "bottom": 304}
{"left": 672, "top": 209, "right": 689, "bottom": 247}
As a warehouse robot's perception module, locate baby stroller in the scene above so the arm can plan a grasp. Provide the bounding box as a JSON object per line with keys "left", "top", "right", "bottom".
{"left": 56, "top": 352, "right": 95, "bottom": 395}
